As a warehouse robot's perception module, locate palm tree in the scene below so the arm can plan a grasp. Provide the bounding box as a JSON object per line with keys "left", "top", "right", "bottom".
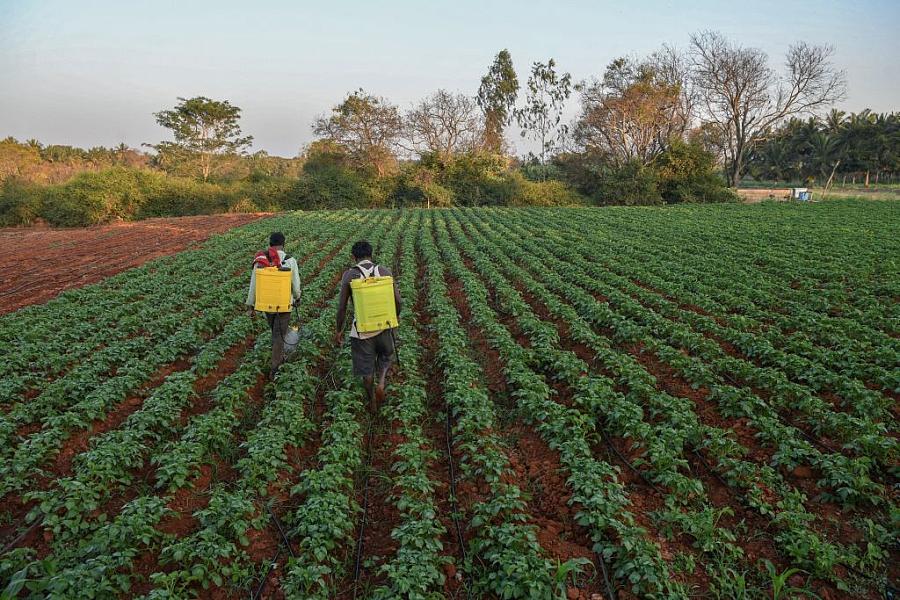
{"left": 808, "top": 131, "right": 842, "bottom": 189}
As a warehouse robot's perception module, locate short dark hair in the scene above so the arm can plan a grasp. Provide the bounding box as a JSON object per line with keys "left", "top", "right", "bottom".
{"left": 269, "top": 232, "right": 285, "bottom": 247}
{"left": 351, "top": 240, "right": 373, "bottom": 261}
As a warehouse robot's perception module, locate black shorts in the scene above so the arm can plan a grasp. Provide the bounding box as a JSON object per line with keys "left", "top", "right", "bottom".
{"left": 350, "top": 330, "right": 395, "bottom": 377}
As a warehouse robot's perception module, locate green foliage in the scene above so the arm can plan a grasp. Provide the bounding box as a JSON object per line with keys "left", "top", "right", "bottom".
{"left": 151, "top": 96, "right": 253, "bottom": 181}
{"left": 477, "top": 49, "right": 520, "bottom": 152}
{"left": 515, "top": 59, "right": 573, "bottom": 167}
{"left": 587, "top": 159, "right": 663, "bottom": 206}
{"left": 505, "top": 172, "right": 584, "bottom": 206}
{"left": 653, "top": 140, "right": 738, "bottom": 204}
{"left": 0, "top": 178, "right": 44, "bottom": 226}
{"left": 556, "top": 143, "right": 735, "bottom": 206}
{"left": 40, "top": 168, "right": 159, "bottom": 226}
{"left": 747, "top": 110, "right": 899, "bottom": 185}
{"left": 288, "top": 163, "right": 374, "bottom": 209}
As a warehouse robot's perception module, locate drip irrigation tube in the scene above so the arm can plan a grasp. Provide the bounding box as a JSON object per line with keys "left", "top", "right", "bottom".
{"left": 251, "top": 349, "right": 340, "bottom": 599}
{"left": 445, "top": 408, "right": 471, "bottom": 600}
{"left": 599, "top": 426, "right": 663, "bottom": 495}
{"left": 595, "top": 549, "right": 617, "bottom": 600}
{"left": 251, "top": 547, "right": 282, "bottom": 600}
{"left": 690, "top": 448, "right": 744, "bottom": 503}
{"left": 352, "top": 416, "right": 377, "bottom": 598}
{"left": 267, "top": 504, "right": 296, "bottom": 559}
{"left": 0, "top": 522, "right": 40, "bottom": 556}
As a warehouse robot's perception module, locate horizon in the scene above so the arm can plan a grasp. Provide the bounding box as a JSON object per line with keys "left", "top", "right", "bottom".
{"left": 2, "top": 0, "right": 898, "bottom": 158}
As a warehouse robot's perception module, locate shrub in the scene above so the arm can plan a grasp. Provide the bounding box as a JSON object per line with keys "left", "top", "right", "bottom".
{"left": 138, "top": 176, "right": 231, "bottom": 218}
{"left": 438, "top": 151, "right": 511, "bottom": 206}
{"left": 653, "top": 140, "right": 738, "bottom": 204}
{"left": 588, "top": 160, "right": 663, "bottom": 206}
{"left": 40, "top": 168, "right": 160, "bottom": 226}
{"left": 504, "top": 171, "right": 585, "bottom": 206}
{"left": 287, "top": 164, "right": 373, "bottom": 209}
{"left": 232, "top": 176, "right": 293, "bottom": 212}
{"left": 0, "top": 178, "right": 44, "bottom": 226}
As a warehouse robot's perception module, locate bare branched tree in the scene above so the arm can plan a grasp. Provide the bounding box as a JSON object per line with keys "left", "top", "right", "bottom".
{"left": 690, "top": 31, "right": 846, "bottom": 186}
{"left": 404, "top": 90, "right": 483, "bottom": 159}
{"left": 313, "top": 89, "right": 403, "bottom": 176}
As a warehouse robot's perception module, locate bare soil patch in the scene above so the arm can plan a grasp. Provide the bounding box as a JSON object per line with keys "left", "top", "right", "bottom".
{"left": 0, "top": 213, "right": 268, "bottom": 314}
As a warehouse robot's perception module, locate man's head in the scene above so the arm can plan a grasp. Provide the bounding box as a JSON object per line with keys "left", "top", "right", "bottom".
{"left": 269, "top": 232, "right": 286, "bottom": 248}
{"left": 351, "top": 240, "right": 373, "bottom": 262}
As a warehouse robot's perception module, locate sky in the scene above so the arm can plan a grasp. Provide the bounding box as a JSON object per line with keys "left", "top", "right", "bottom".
{"left": 1, "top": 0, "right": 898, "bottom": 157}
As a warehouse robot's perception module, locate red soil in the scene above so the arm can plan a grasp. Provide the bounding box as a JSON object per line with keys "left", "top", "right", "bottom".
{"left": 443, "top": 270, "right": 606, "bottom": 596}
{"left": 0, "top": 213, "right": 268, "bottom": 315}
{"left": 415, "top": 257, "right": 467, "bottom": 596}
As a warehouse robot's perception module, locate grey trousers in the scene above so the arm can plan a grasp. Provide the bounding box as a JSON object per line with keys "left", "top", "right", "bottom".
{"left": 265, "top": 312, "right": 292, "bottom": 373}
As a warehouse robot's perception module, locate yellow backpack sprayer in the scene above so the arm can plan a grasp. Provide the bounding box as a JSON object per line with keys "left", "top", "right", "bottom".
{"left": 350, "top": 263, "right": 399, "bottom": 333}
{"left": 252, "top": 247, "right": 303, "bottom": 356}
{"left": 253, "top": 267, "right": 293, "bottom": 312}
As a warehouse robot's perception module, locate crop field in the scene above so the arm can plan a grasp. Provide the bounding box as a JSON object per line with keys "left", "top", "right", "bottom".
{"left": 0, "top": 201, "right": 897, "bottom": 599}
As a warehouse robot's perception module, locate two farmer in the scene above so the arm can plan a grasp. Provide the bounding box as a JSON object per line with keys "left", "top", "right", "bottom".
{"left": 247, "top": 233, "right": 400, "bottom": 406}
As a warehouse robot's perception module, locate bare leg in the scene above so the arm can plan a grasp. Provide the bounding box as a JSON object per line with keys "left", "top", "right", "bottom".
{"left": 377, "top": 362, "right": 389, "bottom": 389}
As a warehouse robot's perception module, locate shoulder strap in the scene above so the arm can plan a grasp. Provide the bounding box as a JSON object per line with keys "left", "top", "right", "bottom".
{"left": 355, "top": 262, "right": 376, "bottom": 279}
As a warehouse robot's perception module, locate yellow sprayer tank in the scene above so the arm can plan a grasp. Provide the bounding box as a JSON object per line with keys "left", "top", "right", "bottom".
{"left": 350, "top": 276, "right": 398, "bottom": 333}
{"left": 254, "top": 267, "right": 293, "bottom": 312}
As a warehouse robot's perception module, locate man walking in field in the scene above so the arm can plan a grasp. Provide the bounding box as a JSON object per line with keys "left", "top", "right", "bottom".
{"left": 247, "top": 232, "right": 302, "bottom": 379}
{"left": 334, "top": 241, "right": 402, "bottom": 408}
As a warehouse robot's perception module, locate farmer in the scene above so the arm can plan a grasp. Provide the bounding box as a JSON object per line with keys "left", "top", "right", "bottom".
{"left": 334, "top": 240, "right": 402, "bottom": 408}
{"left": 246, "top": 232, "right": 302, "bottom": 379}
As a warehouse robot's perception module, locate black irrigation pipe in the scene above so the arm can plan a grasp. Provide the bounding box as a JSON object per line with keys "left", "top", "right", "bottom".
{"left": 445, "top": 406, "right": 472, "bottom": 600}
{"left": 351, "top": 411, "right": 377, "bottom": 598}
{"left": 598, "top": 426, "right": 664, "bottom": 496}
{"left": 251, "top": 349, "right": 340, "bottom": 600}
{"left": 782, "top": 416, "right": 844, "bottom": 456}
{"left": 267, "top": 503, "right": 296, "bottom": 559}
{"left": 251, "top": 546, "right": 282, "bottom": 600}
{"left": 690, "top": 447, "right": 744, "bottom": 504}
{"left": 595, "top": 548, "right": 617, "bottom": 600}
{"left": 0, "top": 521, "right": 40, "bottom": 555}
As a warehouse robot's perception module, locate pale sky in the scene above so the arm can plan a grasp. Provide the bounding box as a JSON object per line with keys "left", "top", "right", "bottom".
{"left": 1, "top": 0, "right": 898, "bottom": 157}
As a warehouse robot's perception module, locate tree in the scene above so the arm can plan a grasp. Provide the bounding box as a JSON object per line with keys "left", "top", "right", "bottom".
{"left": 313, "top": 89, "right": 403, "bottom": 176}
{"left": 575, "top": 56, "right": 688, "bottom": 166}
{"left": 690, "top": 31, "right": 846, "bottom": 186}
{"left": 150, "top": 96, "right": 252, "bottom": 181}
{"left": 405, "top": 90, "right": 482, "bottom": 159}
{"left": 516, "top": 59, "right": 572, "bottom": 172}
{"left": 477, "top": 50, "right": 519, "bottom": 153}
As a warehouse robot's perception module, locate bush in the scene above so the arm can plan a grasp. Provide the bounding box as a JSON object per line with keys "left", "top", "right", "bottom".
{"left": 653, "top": 140, "right": 738, "bottom": 204}
{"left": 438, "top": 151, "right": 511, "bottom": 206}
{"left": 40, "top": 168, "right": 162, "bottom": 226}
{"left": 0, "top": 178, "right": 44, "bottom": 226}
{"left": 504, "top": 171, "right": 585, "bottom": 207}
{"left": 287, "top": 164, "right": 373, "bottom": 209}
{"left": 519, "top": 161, "right": 565, "bottom": 182}
{"left": 588, "top": 160, "right": 663, "bottom": 206}
{"left": 230, "top": 176, "right": 294, "bottom": 212}
{"left": 138, "top": 175, "right": 237, "bottom": 218}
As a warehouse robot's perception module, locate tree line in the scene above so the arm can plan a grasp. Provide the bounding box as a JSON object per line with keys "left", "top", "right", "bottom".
{"left": 747, "top": 110, "right": 899, "bottom": 187}
{"left": 2, "top": 30, "right": 889, "bottom": 226}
